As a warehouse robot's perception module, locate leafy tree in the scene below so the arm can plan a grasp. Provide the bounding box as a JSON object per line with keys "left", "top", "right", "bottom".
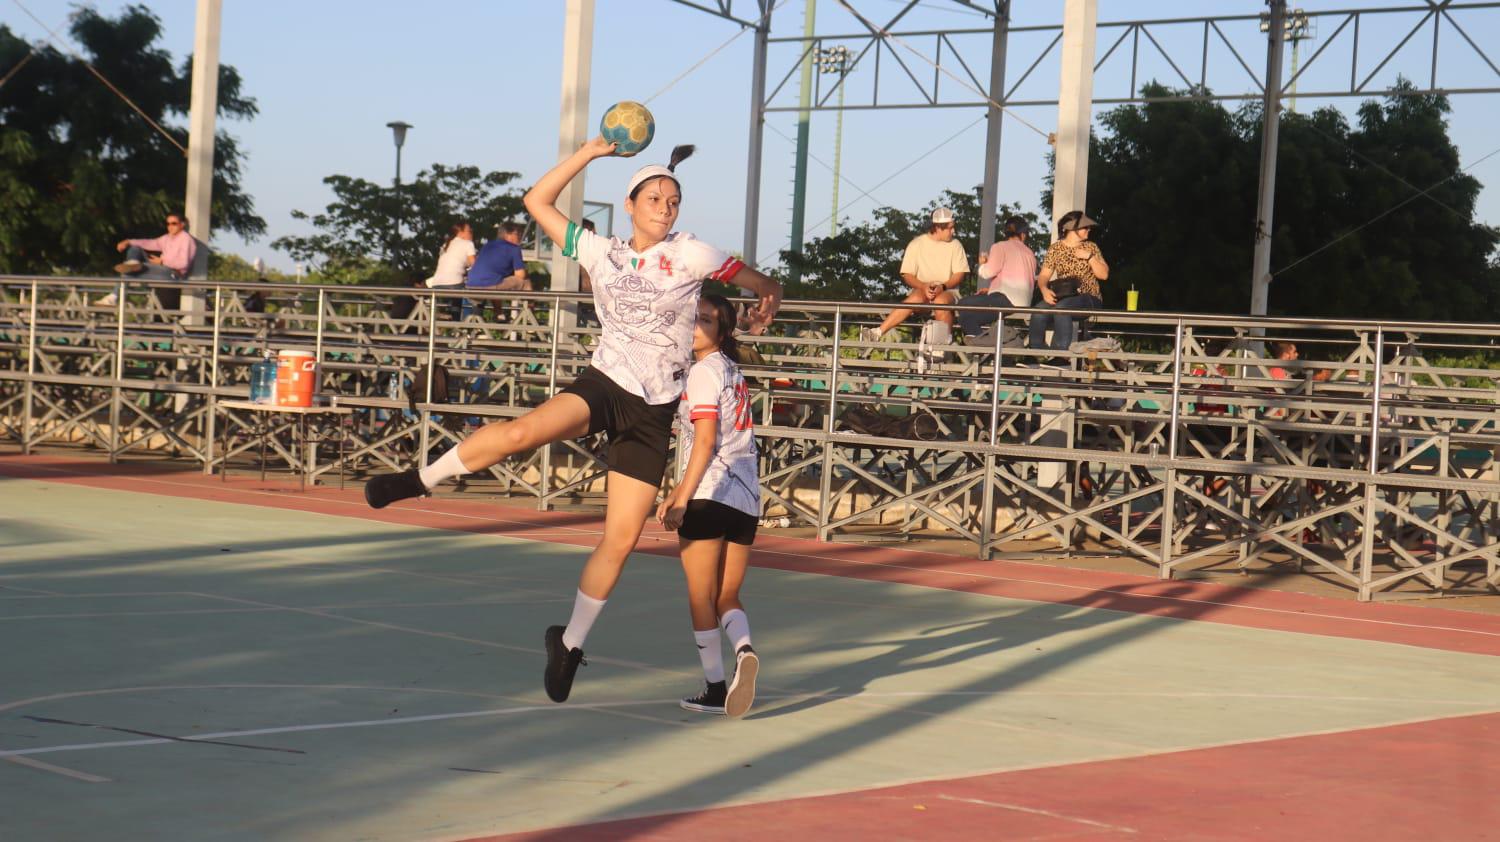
{"left": 779, "top": 188, "right": 1045, "bottom": 301}
{"left": 0, "top": 5, "right": 263, "bottom": 275}
{"left": 1068, "top": 80, "right": 1498, "bottom": 320}
{"left": 272, "top": 164, "right": 526, "bottom": 285}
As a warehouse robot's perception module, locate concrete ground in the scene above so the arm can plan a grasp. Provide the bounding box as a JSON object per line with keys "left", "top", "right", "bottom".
{"left": 2, "top": 451, "right": 1499, "bottom": 840}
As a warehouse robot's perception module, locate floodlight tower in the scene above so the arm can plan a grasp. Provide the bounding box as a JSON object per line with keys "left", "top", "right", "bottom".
{"left": 816, "top": 45, "right": 853, "bottom": 235}
{"left": 1261, "top": 8, "right": 1315, "bottom": 113}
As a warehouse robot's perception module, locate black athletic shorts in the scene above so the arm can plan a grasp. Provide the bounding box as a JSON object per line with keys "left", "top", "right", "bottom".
{"left": 560, "top": 366, "right": 677, "bottom": 487}
{"left": 678, "top": 498, "right": 758, "bottom": 545}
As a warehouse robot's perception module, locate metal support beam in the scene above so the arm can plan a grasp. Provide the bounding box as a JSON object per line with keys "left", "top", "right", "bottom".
{"left": 551, "top": 0, "right": 594, "bottom": 313}
{"left": 788, "top": 0, "right": 817, "bottom": 281}
{"left": 183, "top": 0, "right": 221, "bottom": 281}
{"left": 744, "top": 0, "right": 773, "bottom": 262}
{"left": 1051, "top": 0, "right": 1097, "bottom": 231}
{"left": 1250, "top": 0, "right": 1287, "bottom": 318}
{"left": 978, "top": 1, "right": 1010, "bottom": 253}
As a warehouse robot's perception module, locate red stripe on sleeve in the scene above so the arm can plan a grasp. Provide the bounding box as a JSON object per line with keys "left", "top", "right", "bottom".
{"left": 708, "top": 257, "right": 745, "bottom": 281}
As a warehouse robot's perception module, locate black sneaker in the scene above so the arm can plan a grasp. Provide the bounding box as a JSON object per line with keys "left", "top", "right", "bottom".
{"left": 364, "top": 468, "right": 428, "bottom": 509}
{"left": 543, "top": 625, "right": 586, "bottom": 703}
{"left": 680, "top": 680, "right": 727, "bottom": 715}
{"left": 725, "top": 645, "right": 759, "bottom": 718}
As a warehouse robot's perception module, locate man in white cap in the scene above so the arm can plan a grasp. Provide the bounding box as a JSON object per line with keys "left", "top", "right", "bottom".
{"left": 861, "top": 207, "right": 968, "bottom": 342}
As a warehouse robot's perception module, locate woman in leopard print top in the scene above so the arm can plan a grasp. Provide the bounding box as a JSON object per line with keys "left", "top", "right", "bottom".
{"left": 1028, "top": 210, "right": 1110, "bottom": 353}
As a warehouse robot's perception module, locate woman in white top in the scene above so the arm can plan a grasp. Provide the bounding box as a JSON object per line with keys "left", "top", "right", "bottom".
{"left": 658, "top": 294, "right": 761, "bottom": 718}
{"left": 424, "top": 222, "right": 477, "bottom": 289}
{"left": 364, "top": 137, "right": 782, "bottom": 706}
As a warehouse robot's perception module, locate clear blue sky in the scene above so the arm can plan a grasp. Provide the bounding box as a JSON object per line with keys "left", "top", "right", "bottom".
{"left": 12, "top": 1, "right": 1500, "bottom": 273}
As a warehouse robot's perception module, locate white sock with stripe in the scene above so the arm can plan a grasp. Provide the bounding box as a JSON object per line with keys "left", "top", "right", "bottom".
{"left": 418, "top": 446, "right": 470, "bottom": 489}
{"left": 561, "top": 590, "right": 606, "bottom": 651}
{"left": 720, "top": 609, "right": 752, "bottom": 652}
{"left": 694, "top": 628, "right": 724, "bottom": 683}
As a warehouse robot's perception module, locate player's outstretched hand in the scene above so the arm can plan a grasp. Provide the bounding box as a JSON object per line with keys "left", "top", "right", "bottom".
{"left": 755, "top": 280, "right": 783, "bottom": 326}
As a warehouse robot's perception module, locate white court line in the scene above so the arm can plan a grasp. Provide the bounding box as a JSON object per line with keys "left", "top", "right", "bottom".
{"left": 0, "top": 591, "right": 218, "bottom": 600}
{"left": 184, "top": 590, "right": 697, "bottom": 678}
{"left": 7, "top": 689, "right": 1496, "bottom": 761}
{"left": 0, "top": 584, "right": 63, "bottom": 596}
{"left": 936, "top": 794, "right": 1137, "bottom": 833}
{"left": 1, "top": 698, "right": 691, "bottom": 758}
{"left": 0, "top": 596, "right": 573, "bottom": 622}
{"left": 2, "top": 754, "right": 111, "bottom": 783}
{"left": 13, "top": 465, "right": 1500, "bottom": 642}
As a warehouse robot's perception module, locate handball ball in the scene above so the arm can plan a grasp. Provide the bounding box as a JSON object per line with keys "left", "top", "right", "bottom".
{"left": 600, "top": 101, "right": 655, "bottom": 157}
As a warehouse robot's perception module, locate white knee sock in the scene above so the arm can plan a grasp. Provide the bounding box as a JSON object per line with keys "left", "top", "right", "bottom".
{"left": 561, "top": 590, "right": 606, "bottom": 651}
{"left": 720, "top": 609, "right": 752, "bottom": 652}
{"left": 694, "top": 628, "right": 724, "bottom": 683}
{"left": 418, "top": 446, "right": 470, "bottom": 489}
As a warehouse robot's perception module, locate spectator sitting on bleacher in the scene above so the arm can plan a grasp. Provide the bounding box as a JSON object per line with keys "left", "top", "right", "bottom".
{"left": 100, "top": 211, "right": 198, "bottom": 308}
{"left": 468, "top": 222, "right": 531, "bottom": 292}
{"left": 956, "top": 215, "right": 1036, "bottom": 342}
{"left": 1028, "top": 211, "right": 1108, "bottom": 356}
{"left": 1268, "top": 341, "right": 1331, "bottom": 381}
{"left": 860, "top": 208, "right": 967, "bottom": 343}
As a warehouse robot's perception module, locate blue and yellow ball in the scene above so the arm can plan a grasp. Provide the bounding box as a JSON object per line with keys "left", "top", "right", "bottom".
{"left": 600, "top": 101, "right": 655, "bottom": 157}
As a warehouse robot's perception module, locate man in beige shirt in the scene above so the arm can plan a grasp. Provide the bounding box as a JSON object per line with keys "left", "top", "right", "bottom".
{"left": 861, "top": 208, "right": 968, "bottom": 341}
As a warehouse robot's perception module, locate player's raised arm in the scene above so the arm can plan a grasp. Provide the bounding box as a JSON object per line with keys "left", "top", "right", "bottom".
{"left": 523, "top": 136, "right": 617, "bottom": 248}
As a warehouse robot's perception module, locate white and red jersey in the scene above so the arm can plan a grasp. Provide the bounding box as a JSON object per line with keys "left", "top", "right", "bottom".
{"left": 676, "top": 351, "right": 760, "bottom": 517}
{"left": 564, "top": 222, "right": 744, "bottom": 404}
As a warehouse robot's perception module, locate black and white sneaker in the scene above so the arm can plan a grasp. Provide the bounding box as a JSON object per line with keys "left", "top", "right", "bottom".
{"left": 364, "top": 468, "right": 428, "bottom": 509}
{"left": 725, "top": 645, "right": 759, "bottom": 718}
{"left": 543, "top": 625, "right": 586, "bottom": 703}
{"left": 679, "top": 680, "right": 727, "bottom": 715}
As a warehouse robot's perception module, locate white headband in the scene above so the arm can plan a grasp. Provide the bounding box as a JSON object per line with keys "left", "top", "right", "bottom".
{"left": 626, "top": 164, "right": 678, "bottom": 198}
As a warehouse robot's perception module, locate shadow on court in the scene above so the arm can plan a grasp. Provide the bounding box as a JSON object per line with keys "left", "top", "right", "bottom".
{"left": 509, "top": 580, "right": 1258, "bottom": 839}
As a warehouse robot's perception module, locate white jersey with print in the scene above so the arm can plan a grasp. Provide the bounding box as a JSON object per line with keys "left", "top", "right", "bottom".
{"left": 564, "top": 222, "right": 744, "bottom": 404}
{"left": 677, "top": 351, "right": 760, "bottom": 518}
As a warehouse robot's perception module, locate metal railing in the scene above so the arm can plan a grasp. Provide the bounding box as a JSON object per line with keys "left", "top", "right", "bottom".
{"left": 2, "top": 274, "right": 1496, "bottom": 601}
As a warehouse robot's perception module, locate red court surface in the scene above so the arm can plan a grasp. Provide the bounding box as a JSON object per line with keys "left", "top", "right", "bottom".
{"left": 484, "top": 711, "right": 1500, "bottom": 841}
{"left": 3, "top": 451, "right": 1498, "bottom": 840}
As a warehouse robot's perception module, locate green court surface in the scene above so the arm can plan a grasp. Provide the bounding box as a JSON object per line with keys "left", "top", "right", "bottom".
{"left": 3, "top": 475, "right": 1500, "bottom": 841}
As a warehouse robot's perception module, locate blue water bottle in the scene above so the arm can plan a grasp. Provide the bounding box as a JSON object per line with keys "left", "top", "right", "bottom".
{"left": 250, "top": 352, "right": 277, "bottom": 403}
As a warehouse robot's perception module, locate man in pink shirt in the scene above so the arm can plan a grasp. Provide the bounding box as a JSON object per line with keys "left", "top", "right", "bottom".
{"left": 956, "top": 216, "right": 1037, "bottom": 341}
{"left": 977, "top": 216, "right": 1038, "bottom": 306}
{"left": 100, "top": 211, "right": 198, "bottom": 307}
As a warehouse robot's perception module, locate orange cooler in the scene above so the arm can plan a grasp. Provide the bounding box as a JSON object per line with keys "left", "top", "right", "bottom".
{"left": 275, "top": 350, "right": 317, "bottom": 407}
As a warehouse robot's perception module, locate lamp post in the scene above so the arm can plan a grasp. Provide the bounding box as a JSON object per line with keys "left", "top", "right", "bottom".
{"left": 816, "top": 46, "right": 852, "bottom": 235}
{"left": 386, "top": 121, "right": 412, "bottom": 260}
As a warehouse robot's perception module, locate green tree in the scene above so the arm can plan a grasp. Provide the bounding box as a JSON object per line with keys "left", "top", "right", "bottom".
{"left": 779, "top": 188, "right": 1045, "bottom": 301}
{"left": 1072, "top": 80, "right": 1498, "bottom": 320}
{"left": 0, "top": 5, "right": 263, "bottom": 274}
{"left": 272, "top": 164, "right": 526, "bottom": 285}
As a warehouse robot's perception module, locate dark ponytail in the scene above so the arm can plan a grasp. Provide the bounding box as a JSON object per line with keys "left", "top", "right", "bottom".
{"left": 629, "top": 144, "right": 697, "bottom": 201}
{"left": 702, "top": 293, "right": 739, "bottom": 365}
{"left": 667, "top": 144, "right": 695, "bottom": 171}
{"left": 441, "top": 221, "right": 469, "bottom": 254}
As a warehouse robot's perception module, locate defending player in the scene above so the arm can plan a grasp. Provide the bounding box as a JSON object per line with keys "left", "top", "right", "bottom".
{"left": 657, "top": 294, "right": 761, "bottom": 718}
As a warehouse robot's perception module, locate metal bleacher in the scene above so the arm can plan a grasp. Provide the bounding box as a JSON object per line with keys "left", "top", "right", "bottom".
{"left": 1, "top": 275, "right": 1496, "bottom": 601}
